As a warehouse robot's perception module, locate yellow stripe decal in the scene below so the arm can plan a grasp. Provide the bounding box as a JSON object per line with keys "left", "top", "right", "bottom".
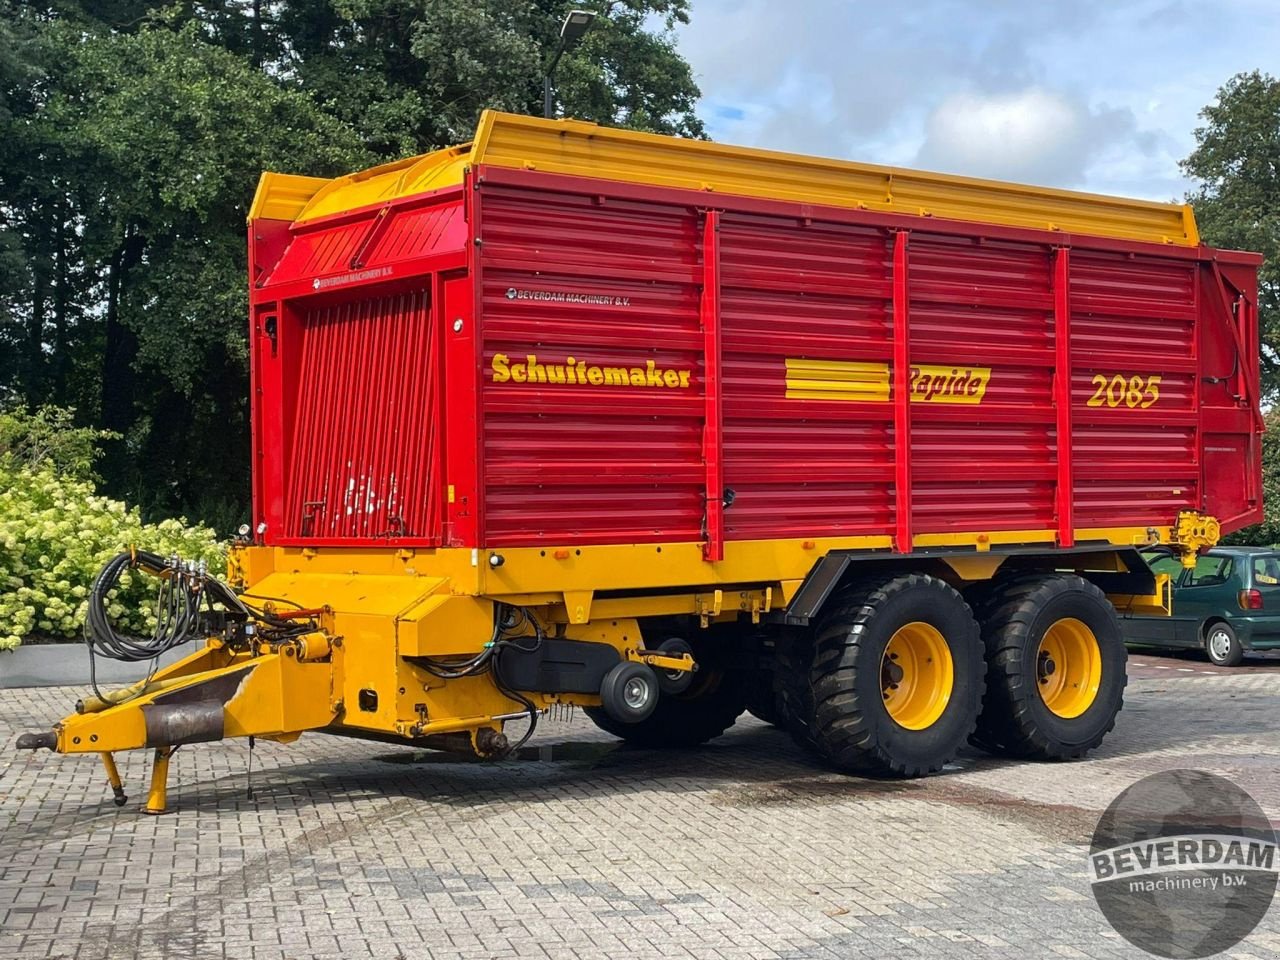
{"left": 784, "top": 358, "right": 890, "bottom": 402}
{"left": 785, "top": 359, "right": 991, "bottom": 404}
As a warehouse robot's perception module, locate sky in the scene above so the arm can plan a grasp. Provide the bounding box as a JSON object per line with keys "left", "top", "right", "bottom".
{"left": 669, "top": 0, "right": 1280, "bottom": 201}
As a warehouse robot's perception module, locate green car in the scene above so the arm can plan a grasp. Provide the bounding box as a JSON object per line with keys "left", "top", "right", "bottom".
{"left": 1121, "top": 546, "right": 1280, "bottom": 667}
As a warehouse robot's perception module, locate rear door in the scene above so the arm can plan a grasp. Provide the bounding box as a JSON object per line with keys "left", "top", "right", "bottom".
{"left": 1172, "top": 553, "right": 1235, "bottom": 645}
{"left": 1199, "top": 259, "right": 1264, "bottom": 530}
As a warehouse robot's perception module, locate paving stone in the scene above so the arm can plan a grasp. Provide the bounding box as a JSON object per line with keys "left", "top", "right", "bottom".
{"left": 1, "top": 669, "right": 1278, "bottom": 959}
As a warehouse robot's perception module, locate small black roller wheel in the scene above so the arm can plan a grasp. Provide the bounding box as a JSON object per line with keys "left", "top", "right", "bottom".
{"left": 972, "top": 574, "right": 1126, "bottom": 760}
{"left": 654, "top": 638, "right": 696, "bottom": 695}
{"left": 806, "top": 574, "right": 985, "bottom": 777}
{"left": 586, "top": 668, "right": 745, "bottom": 748}
{"left": 1204, "top": 621, "right": 1244, "bottom": 667}
{"left": 598, "top": 661, "right": 659, "bottom": 724}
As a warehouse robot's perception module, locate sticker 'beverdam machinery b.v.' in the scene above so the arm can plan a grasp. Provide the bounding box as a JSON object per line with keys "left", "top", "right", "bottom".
{"left": 18, "top": 112, "right": 1263, "bottom": 813}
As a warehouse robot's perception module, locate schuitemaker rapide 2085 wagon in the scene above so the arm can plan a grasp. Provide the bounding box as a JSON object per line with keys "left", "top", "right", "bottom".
{"left": 18, "top": 111, "right": 1264, "bottom": 813}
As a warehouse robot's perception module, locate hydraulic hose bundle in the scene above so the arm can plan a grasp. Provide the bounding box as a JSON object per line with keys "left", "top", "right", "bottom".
{"left": 83, "top": 551, "right": 544, "bottom": 754}
{"left": 84, "top": 550, "right": 247, "bottom": 663}
{"left": 83, "top": 550, "right": 320, "bottom": 700}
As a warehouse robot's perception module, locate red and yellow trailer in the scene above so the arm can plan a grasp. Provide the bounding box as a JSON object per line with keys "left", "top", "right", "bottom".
{"left": 20, "top": 112, "right": 1263, "bottom": 812}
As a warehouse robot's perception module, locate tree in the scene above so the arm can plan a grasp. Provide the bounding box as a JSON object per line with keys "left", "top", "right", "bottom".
{"left": 2, "top": 9, "right": 369, "bottom": 528}
{"left": 1182, "top": 70, "right": 1280, "bottom": 400}
{"left": 1, "top": 1, "right": 705, "bottom": 532}
{"left": 277, "top": 0, "right": 703, "bottom": 157}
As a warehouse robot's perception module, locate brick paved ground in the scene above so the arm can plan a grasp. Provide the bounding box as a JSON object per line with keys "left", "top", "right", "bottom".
{"left": 2, "top": 653, "right": 1278, "bottom": 960}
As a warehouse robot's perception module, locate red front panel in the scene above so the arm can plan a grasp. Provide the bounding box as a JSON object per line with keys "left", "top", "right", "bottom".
{"left": 472, "top": 167, "right": 1261, "bottom": 550}
{"left": 281, "top": 289, "right": 444, "bottom": 544}
{"left": 248, "top": 189, "right": 464, "bottom": 547}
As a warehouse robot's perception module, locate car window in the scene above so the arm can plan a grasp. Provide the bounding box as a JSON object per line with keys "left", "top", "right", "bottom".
{"left": 1145, "top": 553, "right": 1184, "bottom": 578}
{"left": 1185, "top": 555, "right": 1232, "bottom": 587}
{"left": 1253, "top": 556, "right": 1280, "bottom": 586}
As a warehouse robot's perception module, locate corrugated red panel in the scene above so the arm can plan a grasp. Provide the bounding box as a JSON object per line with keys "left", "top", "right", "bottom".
{"left": 282, "top": 289, "right": 442, "bottom": 543}
{"left": 477, "top": 187, "right": 704, "bottom": 545}
{"left": 1070, "top": 251, "right": 1199, "bottom": 526}
{"left": 719, "top": 216, "right": 894, "bottom": 540}
{"left": 907, "top": 235, "right": 1056, "bottom": 532}
{"left": 468, "top": 171, "right": 1259, "bottom": 549}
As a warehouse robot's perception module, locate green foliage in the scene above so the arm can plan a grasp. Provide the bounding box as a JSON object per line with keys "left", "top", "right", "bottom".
{"left": 47, "top": 17, "right": 370, "bottom": 381}
{"left": 0, "top": 462, "right": 225, "bottom": 650}
{"left": 0, "top": 404, "right": 116, "bottom": 481}
{"left": 273, "top": 0, "right": 702, "bottom": 157}
{"left": 1183, "top": 70, "right": 1280, "bottom": 401}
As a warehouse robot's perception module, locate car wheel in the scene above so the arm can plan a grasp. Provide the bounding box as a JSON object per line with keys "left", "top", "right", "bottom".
{"left": 1204, "top": 622, "right": 1244, "bottom": 667}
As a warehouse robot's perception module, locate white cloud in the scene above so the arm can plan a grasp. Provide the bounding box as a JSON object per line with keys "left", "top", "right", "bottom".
{"left": 915, "top": 89, "right": 1143, "bottom": 186}
{"left": 672, "top": 0, "right": 1280, "bottom": 200}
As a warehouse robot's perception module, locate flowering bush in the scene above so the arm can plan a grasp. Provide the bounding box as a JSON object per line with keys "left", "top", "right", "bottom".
{"left": 0, "top": 463, "right": 225, "bottom": 650}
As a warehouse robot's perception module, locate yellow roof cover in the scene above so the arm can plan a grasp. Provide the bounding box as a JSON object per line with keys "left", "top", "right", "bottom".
{"left": 250, "top": 111, "right": 1198, "bottom": 246}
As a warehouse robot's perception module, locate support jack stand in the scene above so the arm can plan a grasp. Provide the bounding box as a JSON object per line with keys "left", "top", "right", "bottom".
{"left": 100, "top": 752, "right": 127, "bottom": 807}
{"left": 143, "top": 747, "right": 173, "bottom": 815}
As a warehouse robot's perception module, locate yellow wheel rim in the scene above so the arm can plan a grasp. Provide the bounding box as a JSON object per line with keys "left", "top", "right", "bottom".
{"left": 881, "top": 622, "right": 954, "bottom": 730}
{"left": 1036, "top": 617, "right": 1102, "bottom": 718}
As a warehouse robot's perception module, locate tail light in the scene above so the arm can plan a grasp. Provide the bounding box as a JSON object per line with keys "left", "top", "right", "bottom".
{"left": 1239, "top": 589, "right": 1264, "bottom": 610}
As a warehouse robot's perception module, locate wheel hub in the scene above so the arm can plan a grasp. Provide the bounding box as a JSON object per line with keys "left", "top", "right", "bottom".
{"left": 1037, "top": 651, "right": 1057, "bottom": 679}
{"left": 623, "top": 677, "right": 650, "bottom": 710}
{"left": 880, "top": 622, "right": 954, "bottom": 731}
{"left": 1035, "top": 617, "right": 1101, "bottom": 719}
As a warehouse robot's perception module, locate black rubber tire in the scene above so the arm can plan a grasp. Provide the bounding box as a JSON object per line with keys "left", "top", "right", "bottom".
{"left": 1204, "top": 620, "right": 1244, "bottom": 667}
{"left": 806, "top": 574, "right": 985, "bottom": 777}
{"left": 774, "top": 629, "right": 818, "bottom": 748}
{"left": 654, "top": 638, "right": 695, "bottom": 695}
{"left": 598, "top": 661, "right": 659, "bottom": 724}
{"left": 585, "top": 669, "right": 746, "bottom": 748}
{"left": 743, "top": 669, "right": 783, "bottom": 726}
{"left": 972, "top": 574, "right": 1126, "bottom": 760}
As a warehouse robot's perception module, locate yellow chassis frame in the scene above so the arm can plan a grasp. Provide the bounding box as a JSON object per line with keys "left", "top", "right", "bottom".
{"left": 24, "top": 514, "right": 1213, "bottom": 812}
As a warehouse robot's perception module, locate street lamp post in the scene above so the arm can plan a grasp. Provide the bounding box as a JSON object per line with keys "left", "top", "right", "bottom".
{"left": 543, "top": 9, "right": 597, "bottom": 119}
